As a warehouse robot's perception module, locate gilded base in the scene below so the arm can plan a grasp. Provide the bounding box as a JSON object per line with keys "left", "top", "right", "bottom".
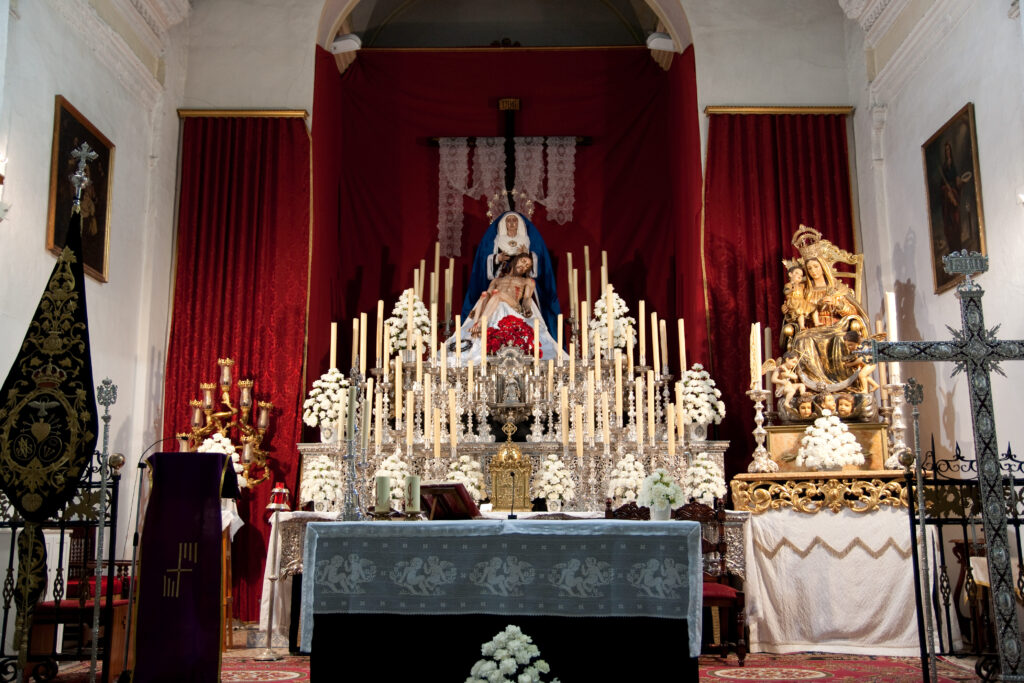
{"left": 731, "top": 470, "right": 908, "bottom": 514}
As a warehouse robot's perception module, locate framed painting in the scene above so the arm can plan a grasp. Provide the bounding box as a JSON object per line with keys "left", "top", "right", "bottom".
{"left": 922, "top": 103, "right": 986, "bottom": 294}
{"left": 46, "top": 95, "right": 115, "bottom": 282}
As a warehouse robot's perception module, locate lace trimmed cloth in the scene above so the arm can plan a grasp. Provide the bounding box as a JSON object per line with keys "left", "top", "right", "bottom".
{"left": 300, "top": 519, "right": 702, "bottom": 657}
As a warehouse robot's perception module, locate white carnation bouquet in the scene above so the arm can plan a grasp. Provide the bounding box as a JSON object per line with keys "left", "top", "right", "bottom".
{"left": 465, "top": 625, "right": 559, "bottom": 683}
{"left": 536, "top": 454, "right": 575, "bottom": 504}
{"left": 679, "top": 363, "right": 726, "bottom": 425}
{"left": 302, "top": 367, "right": 350, "bottom": 428}
{"left": 607, "top": 454, "right": 646, "bottom": 503}
{"left": 198, "top": 432, "right": 247, "bottom": 489}
{"left": 796, "top": 410, "right": 865, "bottom": 471}
{"left": 300, "top": 455, "right": 342, "bottom": 512}
{"left": 637, "top": 468, "right": 684, "bottom": 510}
{"left": 681, "top": 453, "right": 726, "bottom": 505}
{"left": 374, "top": 449, "right": 412, "bottom": 502}
{"left": 445, "top": 454, "right": 486, "bottom": 502}
{"left": 385, "top": 288, "right": 431, "bottom": 354}
{"left": 588, "top": 286, "right": 636, "bottom": 350}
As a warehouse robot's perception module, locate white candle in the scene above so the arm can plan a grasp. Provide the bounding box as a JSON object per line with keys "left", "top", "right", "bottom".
{"left": 330, "top": 322, "right": 338, "bottom": 369}
{"left": 480, "top": 315, "right": 488, "bottom": 376}
{"left": 750, "top": 322, "right": 762, "bottom": 390}
{"left": 651, "top": 312, "right": 660, "bottom": 377}
{"left": 429, "top": 302, "right": 437, "bottom": 361}
{"left": 647, "top": 369, "right": 655, "bottom": 445}
{"left": 448, "top": 388, "right": 458, "bottom": 456}
{"left": 614, "top": 349, "right": 623, "bottom": 418}
{"left": 423, "top": 376, "right": 432, "bottom": 441}
{"left": 351, "top": 318, "right": 359, "bottom": 369}
{"left": 627, "top": 327, "right": 635, "bottom": 378}
{"left": 406, "top": 390, "right": 414, "bottom": 446}
{"left": 375, "top": 476, "right": 391, "bottom": 513}
{"left": 419, "top": 259, "right": 426, "bottom": 299}
{"left": 374, "top": 392, "right": 382, "bottom": 450}
{"left": 634, "top": 377, "right": 643, "bottom": 443}
{"left": 359, "top": 312, "right": 367, "bottom": 377}
{"left": 455, "top": 315, "right": 462, "bottom": 366}
{"left": 605, "top": 284, "right": 614, "bottom": 356}
{"left": 581, "top": 300, "right": 590, "bottom": 364}
{"left": 566, "top": 252, "right": 574, "bottom": 319}
{"left": 584, "top": 245, "right": 592, "bottom": 319}
{"left": 659, "top": 318, "right": 669, "bottom": 376}
{"left": 678, "top": 318, "right": 687, "bottom": 375}
{"left": 638, "top": 300, "right": 646, "bottom": 366}
{"left": 406, "top": 475, "right": 421, "bottom": 513}
{"left": 394, "top": 355, "right": 402, "bottom": 416}
{"left": 557, "top": 314, "right": 564, "bottom": 364}
{"left": 667, "top": 404, "right": 676, "bottom": 456}
{"left": 376, "top": 300, "right": 384, "bottom": 367}
{"left": 885, "top": 291, "right": 902, "bottom": 384}
{"left": 383, "top": 326, "right": 391, "bottom": 382}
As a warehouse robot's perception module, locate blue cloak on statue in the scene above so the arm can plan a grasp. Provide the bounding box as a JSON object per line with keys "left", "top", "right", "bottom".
{"left": 461, "top": 211, "right": 561, "bottom": 337}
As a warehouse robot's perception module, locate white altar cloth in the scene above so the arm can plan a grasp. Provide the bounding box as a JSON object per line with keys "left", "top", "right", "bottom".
{"left": 744, "top": 507, "right": 923, "bottom": 655}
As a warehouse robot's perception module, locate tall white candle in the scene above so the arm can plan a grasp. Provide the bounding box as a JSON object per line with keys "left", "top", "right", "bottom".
{"left": 395, "top": 355, "right": 402, "bottom": 416}
{"left": 423, "top": 376, "right": 432, "bottom": 441}
{"left": 556, "top": 314, "right": 564, "bottom": 364}
{"left": 455, "top": 315, "right": 462, "bottom": 366}
{"left": 330, "top": 322, "right": 338, "bottom": 369}
{"left": 651, "top": 312, "right": 660, "bottom": 377}
{"left": 351, "top": 318, "right": 359, "bottom": 369}
{"left": 647, "top": 369, "right": 656, "bottom": 445}
{"left": 429, "top": 302, "right": 437, "bottom": 361}
{"left": 614, "top": 349, "right": 623, "bottom": 417}
{"left": 376, "top": 300, "right": 384, "bottom": 367}
{"left": 584, "top": 245, "right": 592, "bottom": 319}
{"left": 383, "top": 326, "right": 391, "bottom": 382}
{"left": 605, "top": 284, "right": 614, "bottom": 356}
{"left": 406, "top": 389, "right": 414, "bottom": 446}
{"left": 659, "top": 318, "right": 669, "bottom": 376}
{"left": 581, "top": 301, "right": 590, "bottom": 364}
{"left": 359, "top": 312, "right": 368, "bottom": 377}
{"left": 638, "top": 300, "right": 646, "bottom": 366}
{"left": 678, "top": 318, "right": 687, "bottom": 375}
{"left": 374, "top": 392, "right": 382, "bottom": 450}
{"left": 885, "top": 291, "right": 902, "bottom": 384}
{"left": 667, "top": 404, "right": 676, "bottom": 456}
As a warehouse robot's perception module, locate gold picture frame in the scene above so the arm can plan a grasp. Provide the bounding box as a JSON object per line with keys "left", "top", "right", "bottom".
{"left": 922, "top": 103, "right": 986, "bottom": 294}
{"left": 46, "top": 95, "right": 115, "bottom": 282}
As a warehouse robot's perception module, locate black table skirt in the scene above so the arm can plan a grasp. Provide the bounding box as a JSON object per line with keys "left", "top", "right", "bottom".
{"left": 312, "top": 613, "right": 699, "bottom": 681}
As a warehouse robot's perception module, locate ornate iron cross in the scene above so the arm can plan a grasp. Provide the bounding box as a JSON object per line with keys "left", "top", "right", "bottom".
{"left": 871, "top": 251, "right": 1024, "bottom": 680}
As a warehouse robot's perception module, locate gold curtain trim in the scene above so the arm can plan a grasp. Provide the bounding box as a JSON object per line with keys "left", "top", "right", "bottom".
{"left": 177, "top": 109, "right": 308, "bottom": 119}
{"left": 730, "top": 475, "right": 908, "bottom": 514}
{"left": 704, "top": 106, "right": 854, "bottom": 116}
{"left": 753, "top": 536, "right": 912, "bottom": 561}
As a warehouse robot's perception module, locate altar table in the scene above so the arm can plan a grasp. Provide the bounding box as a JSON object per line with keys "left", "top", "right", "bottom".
{"left": 744, "top": 507, "right": 925, "bottom": 655}
{"left": 300, "top": 520, "right": 702, "bottom": 679}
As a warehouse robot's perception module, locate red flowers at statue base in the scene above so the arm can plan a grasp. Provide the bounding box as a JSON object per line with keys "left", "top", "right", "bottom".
{"left": 486, "top": 315, "right": 543, "bottom": 358}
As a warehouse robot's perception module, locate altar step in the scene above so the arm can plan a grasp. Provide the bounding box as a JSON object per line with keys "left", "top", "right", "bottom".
{"left": 235, "top": 622, "right": 289, "bottom": 649}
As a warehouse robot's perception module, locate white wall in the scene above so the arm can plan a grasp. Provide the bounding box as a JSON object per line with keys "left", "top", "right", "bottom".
{"left": 0, "top": 0, "right": 187, "bottom": 556}
{"left": 182, "top": 0, "right": 321, "bottom": 112}
{"left": 850, "top": 1, "right": 1024, "bottom": 459}
{"left": 683, "top": 0, "right": 851, "bottom": 158}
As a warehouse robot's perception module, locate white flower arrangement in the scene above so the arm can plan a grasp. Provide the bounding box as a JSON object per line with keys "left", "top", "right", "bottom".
{"left": 374, "top": 449, "right": 412, "bottom": 502}
{"left": 385, "top": 288, "right": 432, "bottom": 354}
{"left": 607, "top": 454, "right": 646, "bottom": 503}
{"left": 198, "top": 432, "right": 247, "bottom": 489}
{"left": 300, "top": 455, "right": 342, "bottom": 512}
{"left": 637, "top": 468, "right": 684, "bottom": 510}
{"left": 587, "top": 286, "right": 636, "bottom": 350}
{"left": 465, "top": 625, "right": 559, "bottom": 683}
{"left": 679, "top": 363, "right": 726, "bottom": 425}
{"left": 535, "top": 455, "right": 575, "bottom": 504}
{"left": 302, "top": 367, "right": 350, "bottom": 428}
{"left": 681, "top": 453, "right": 726, "bottom": 505}
{"left": 445, "top": 455, "right": 486, "bottom": 502}
{"left": 796, "top": 409, "right": 865, "bottom": 471}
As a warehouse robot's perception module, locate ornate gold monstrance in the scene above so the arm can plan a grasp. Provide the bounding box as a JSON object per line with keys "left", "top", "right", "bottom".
{"left": 489, "top": 422, "right": 532, "bottom": 511}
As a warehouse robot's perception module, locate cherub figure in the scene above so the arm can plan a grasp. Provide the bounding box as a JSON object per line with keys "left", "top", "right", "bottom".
{"left": 817, "top": 392, "right": 837, "bottom": 414}
{"left": 836, "top": 393, "right": 856, "bottom": 419}
{"left": 842, "top": 330, "right": 880, "bottom": 393}
{"left": 781, "top": 265, "right": 818, "bottom": 330}
{"left": 796, "top": 394, "right": 816, "bottom": 420}
{"left": 772, "top": 351, "right": 807, "bottom": 407}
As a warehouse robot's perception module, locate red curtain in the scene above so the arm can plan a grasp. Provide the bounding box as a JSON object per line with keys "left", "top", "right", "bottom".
{"left": 308, "top": 46, "right": 704, "bottom": 393}
{"left": 163, "top": 116, "right": 310, "bottom": 621}
{"left": 703, "top": 113, "right": 854, "bottom": 477}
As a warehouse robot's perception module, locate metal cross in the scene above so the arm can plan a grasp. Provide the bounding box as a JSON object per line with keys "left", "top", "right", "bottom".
{"left": 69, "top": 142, "right": 98, "bottom": 204}
{"left": 870, "top": 250, "right": 1024, "bottom": 680}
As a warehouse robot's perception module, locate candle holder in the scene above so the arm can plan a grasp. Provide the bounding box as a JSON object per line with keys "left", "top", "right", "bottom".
{"left": 341, "top": 432, "right": 365, "bottom": 521}
{"left": 745, "top": 388, "right": 777, "bottom": 473}
{"left": 884, "top": 383, "right": 910, "bottom": 469}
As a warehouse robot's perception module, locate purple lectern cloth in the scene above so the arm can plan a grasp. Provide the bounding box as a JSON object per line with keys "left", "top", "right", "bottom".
{"left": 132, "top": 452, "right": 239, "bottom": 683}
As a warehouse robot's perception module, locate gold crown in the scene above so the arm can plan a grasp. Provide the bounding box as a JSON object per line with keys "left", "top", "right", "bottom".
{"left": 486, "top": 188, "right": 536, "bottom": 222}
{"left": 790, "top": 224, "right": 857, "bottom": 268}
{"left": 32, "top": 363, "right": 67, "bottom": 388}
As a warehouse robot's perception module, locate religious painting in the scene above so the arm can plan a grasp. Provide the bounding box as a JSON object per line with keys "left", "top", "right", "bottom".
{"left": 922, "top": 103, "right": 986, "bottom": 294}
{"left": 46, "top": 95, "right": 115, "bottom": 283}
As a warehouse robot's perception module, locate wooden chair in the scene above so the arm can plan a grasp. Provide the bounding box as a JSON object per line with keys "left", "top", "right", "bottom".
{"left": 673, "top": 499, "right": 747, "bottom": 666}
{"left": 603, "top": 499, "right": 649, "bottom": 520}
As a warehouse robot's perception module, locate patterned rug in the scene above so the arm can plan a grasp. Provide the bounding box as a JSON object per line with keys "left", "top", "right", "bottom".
{"left": 699, "top": 653, "right": 980, "bottom": 682}
{"left": 50, "top": 655, "right": 311, "bottom": 682}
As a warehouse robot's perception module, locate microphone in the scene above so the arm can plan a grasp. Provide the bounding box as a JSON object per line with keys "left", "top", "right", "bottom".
{"left": 507, "top": 471, "right": 517, "bottom": 519}
{"left": 136, "top": 435, "right": 181, "bottom": 468}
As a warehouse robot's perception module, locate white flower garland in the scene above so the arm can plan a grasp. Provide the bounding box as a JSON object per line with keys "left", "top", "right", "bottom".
{"left": 300, "top": 455, "right": 342, "bottom": 512}
{"left": 535, "top": 455, "right": 575, "bottom": 503}
{"left": 384, "top": 288, "right": 432, "bottom": 354}
{"left": 637, "top": 468, "right": 684, "bottom": 510}
{"left": 607, "top": 454, "right": 646, "bottom": 503}
{"left": 374, "top": 449, "right": 412, "bottom": 502}
{"left": 679, "top": 364, "right": 726, "bottom": 426}
{"left": 587, "top": 286, "right": 636, "bottom": 350}
{"left": 680, "top": 453, "right": 726, "bottom": 505}
{"left": 198, "top": 433, "right": 247, "bottom": 489}
{"left": 465, "top": 625, "right": 559, "bottom": 683}
{"left": 445, "top": 455, "right": 486, "bottom": 502}
{"left": 796, "top": 409, "right": 865, "bottom": 471}
{"left": 302, "top": 368, "right": 350, "bottom": 428}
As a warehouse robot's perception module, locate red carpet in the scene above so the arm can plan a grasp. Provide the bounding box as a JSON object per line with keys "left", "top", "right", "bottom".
{"left": 699, "top": 653, "right": 979, "bottom": 682}
{"left": 51, "top": 652, "right": 978, "bottom": 682}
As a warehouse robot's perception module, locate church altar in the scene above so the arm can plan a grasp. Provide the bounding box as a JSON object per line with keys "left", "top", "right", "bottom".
{"left": 299, "top": 519, "right": 702, "bottom": 678}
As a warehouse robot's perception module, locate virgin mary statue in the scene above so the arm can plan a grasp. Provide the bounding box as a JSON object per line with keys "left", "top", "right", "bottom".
{"left": 461, "top": 211, "right": 561, "bottom": 336}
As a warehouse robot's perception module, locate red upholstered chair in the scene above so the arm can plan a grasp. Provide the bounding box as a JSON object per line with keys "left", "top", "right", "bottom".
{"left": 674, "top": 498, "right": 747, "bottom": 666}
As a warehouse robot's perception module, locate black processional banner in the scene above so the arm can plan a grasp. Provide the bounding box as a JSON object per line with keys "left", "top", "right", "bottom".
{"left": 0, "top": 207, "right": 98, "bottom": 655}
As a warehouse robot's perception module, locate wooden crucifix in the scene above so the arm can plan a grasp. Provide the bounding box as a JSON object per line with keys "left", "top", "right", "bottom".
{"left": 870, "top": 251, "right": 1023, "bottom": 680}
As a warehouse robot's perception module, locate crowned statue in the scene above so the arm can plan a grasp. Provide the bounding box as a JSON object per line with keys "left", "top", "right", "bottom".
{"left": 772, "top": 225, "right": 878, "bottom": 422}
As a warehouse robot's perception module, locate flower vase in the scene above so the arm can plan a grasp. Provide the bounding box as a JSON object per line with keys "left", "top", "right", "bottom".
{"left": 684, "top": 422, "right": 708, "bottom": 442}
{"left": 319, "top": 424, "right": 337, "bottom": 444}
{"left": 650, "top": 504, "right": 671, "bottom": 521}
{"left": 546, "top": 498, "right": 562, "bottom": 513}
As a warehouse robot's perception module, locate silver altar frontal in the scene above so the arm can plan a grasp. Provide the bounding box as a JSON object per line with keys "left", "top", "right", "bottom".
{"left": 299, "top": 519, "right": 704, "bottom": 657}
